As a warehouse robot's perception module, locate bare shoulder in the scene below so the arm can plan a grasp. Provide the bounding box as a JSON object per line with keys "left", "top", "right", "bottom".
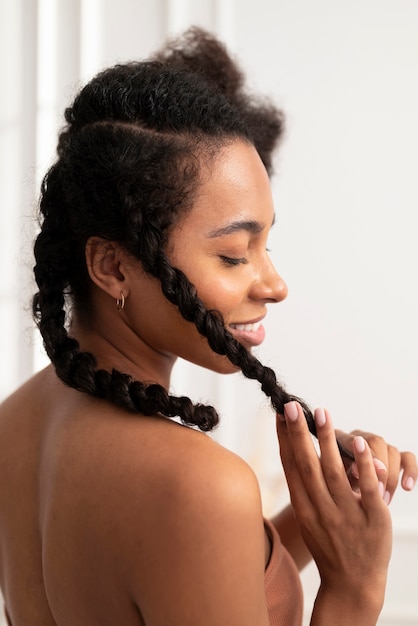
{"left": 0, "top": 368, "right": 270, "bottom": 624}
{"left": 93, "top": 415, "right": 265, "bottom": 534}
{"left": 0, "top": 367, "right": 50, "bottom": 411}
{"left": 111, "top": 416, "right": 264, "bottom": 524}
{"left": 0, "top": 367, "right": 57, "bottom": 473}
{"left": 47, "top": 407, "right": 269, "bottom": 624}
{"left": 110, "top": 423, "right": 269, "bottom": 625}
{"left": 0, "top": 366, "right": 60, "bottom": 432}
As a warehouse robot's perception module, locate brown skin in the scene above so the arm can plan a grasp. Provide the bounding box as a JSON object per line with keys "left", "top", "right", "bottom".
{"left": 278, "top": 404, "right": 393, "bottom": 624}
{"left": 0, "top": 141, "right": 416, "bottom": 625}
{"left": 0, "top": 368, "right": 271, "bottom": 625}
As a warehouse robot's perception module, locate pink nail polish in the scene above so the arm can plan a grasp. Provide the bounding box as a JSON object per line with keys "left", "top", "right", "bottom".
{"left": 373, "top": 459, "right": 387, "bottom": 472}
{"left": 315, "top": 408, "right": 326, "bottom": 427}
{"left": 354, "top": 436, "right": 365, "bottom": 453}
{"left": 350, "top": 462, "right": 359, "bottom": 479}
{"left": 378, "top": 481, "right": 385, "bottom": 498}
{"left": 384, "top": 491, "right": 391, "bottom": 505}
{"left": 284, "top": 401, "right": 298, "bottom": 422}
{"left": 404, "top": 476, "right": 415, "bottom": 491}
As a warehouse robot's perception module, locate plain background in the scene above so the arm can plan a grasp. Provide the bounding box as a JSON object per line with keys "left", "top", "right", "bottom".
{"left": 1, "top": 1, "right": 417, "bottom": 624}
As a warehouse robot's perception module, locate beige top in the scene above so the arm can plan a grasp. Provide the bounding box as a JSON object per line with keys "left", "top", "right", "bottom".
{"left": 264, "top": 519, "right": 304, "bottom": 626}
{"left": 3, "top": 521, "right": 304, "bottom": 626}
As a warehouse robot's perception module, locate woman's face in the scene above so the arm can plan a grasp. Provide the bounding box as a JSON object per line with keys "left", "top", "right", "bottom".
{"left": 125, "top": 139, "right": 288, "bottom": 375}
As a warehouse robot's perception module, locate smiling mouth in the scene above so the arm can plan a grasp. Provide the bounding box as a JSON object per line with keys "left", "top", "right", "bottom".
{"left": 229, "top": 321, "right": 262, "bottom": 332}
{"left": 227, "top": 320, "right": 265, "bottom": 347}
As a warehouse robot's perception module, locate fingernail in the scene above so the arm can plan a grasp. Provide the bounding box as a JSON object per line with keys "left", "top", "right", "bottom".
{"left": 404, "top": 476, "right": 415, "bottom": 491}
{"left": 373, "top": 459, "right": 387, "bottom": 472}
{"left": 384, "top": 491, "right": 391, "bottom": 505}
{"left": 284, "top": 401, "right": 298, "bottom": 422}
{"left": 351, "top": 462, "right": 359, "bottom": 479}
{"left": 354, "top": 436, "right": 365, "bottom": 453}
{"left": 315, "top": 408, "right": 326, "bottom": 427}
{"left": 378, "top": 481, "right": 385, "bottom": 498}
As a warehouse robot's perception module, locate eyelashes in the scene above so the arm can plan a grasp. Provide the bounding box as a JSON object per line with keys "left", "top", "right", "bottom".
{"left": 218, "top": 248, "right": 272, "bottom": 267}
{"left": 218, "top": 255, "right": 249, "bottom": 267}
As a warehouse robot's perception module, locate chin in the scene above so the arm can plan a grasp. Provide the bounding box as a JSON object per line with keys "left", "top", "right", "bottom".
{"left": 181, "top": 337, "right": 249, "bottom": 375}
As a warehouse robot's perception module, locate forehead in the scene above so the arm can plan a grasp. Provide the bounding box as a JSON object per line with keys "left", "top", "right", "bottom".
{"left": 176, "top": 140, "right": 275, "bottom": 235}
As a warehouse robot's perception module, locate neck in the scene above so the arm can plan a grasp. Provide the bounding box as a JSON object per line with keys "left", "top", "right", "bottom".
{"left": 71, "top": 300, "right": 176, "bottom": 391}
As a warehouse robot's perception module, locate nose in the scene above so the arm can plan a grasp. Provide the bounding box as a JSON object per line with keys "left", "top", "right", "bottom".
{"left": 250, "top": 255, "right": 288, "bottom": 303}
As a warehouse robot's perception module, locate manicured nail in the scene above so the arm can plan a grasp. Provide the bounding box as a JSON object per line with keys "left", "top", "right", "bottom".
{"left": 315, "top": 408, "right": 326, "bottom": 427}
{"left": 378, "top": 481, "right": 385, "bottom": 498}
{"left": 373, "top": 459, "right": 387, "bottom": 472}
{"left": 354, "top": 436, "right": 365, "bottom": 453}
{"left": 404, "top": 476, "right": 415, "bottom": 491}
{"left": 384, "top": 491, "right": 391, "bottom": 505}
{"left": 350, "top": 462, "right": 359, "bottom": 479}
{"left": 284, "top": 401, "right": 298, "bottom": 422}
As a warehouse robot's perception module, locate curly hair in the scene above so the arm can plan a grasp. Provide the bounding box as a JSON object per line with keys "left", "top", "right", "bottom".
{"left": 32, "top": 27, "right": 352, "bottom": 457}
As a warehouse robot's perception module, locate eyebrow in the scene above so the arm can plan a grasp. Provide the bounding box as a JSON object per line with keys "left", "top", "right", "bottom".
{"left": 207, "top": 217, "right": 274, "bottom": 239}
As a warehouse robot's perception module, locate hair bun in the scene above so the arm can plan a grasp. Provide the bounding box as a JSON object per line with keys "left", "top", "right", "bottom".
{"left": 152, "top": 26, "right": 244, "bottom": 102}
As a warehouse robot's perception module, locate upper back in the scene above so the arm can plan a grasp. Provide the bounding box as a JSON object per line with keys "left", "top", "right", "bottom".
{"left": 0, "top": 366, "right": 267, "bottom": 626}
{"left": 0, "top": 368, "right": 58, "bottom": 624}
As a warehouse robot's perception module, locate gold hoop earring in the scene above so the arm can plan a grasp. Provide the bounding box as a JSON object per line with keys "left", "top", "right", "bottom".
{"left": 116, "top": 291, "right": 125, "bottom": 311}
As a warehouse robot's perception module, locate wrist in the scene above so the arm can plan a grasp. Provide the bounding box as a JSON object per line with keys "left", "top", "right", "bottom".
{"left": 310, "top": 583, "right": 385, "bottom": 626}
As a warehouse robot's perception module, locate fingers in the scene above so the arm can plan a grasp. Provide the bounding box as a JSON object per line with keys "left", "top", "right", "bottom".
{"left": 276, "top": 401, "right": 335, "bottom": 518}
{"left": 379, "top": 448, "right": 417, "bottom": 498}
{"left": 277, "top": 402, "right": 349, "bottom": 512}
{"left": 352, "top": 435, "right": 388, "bottom": 513}
{"left": 384, "top": 445, "right": 401, "bottom": 503}
{"left": 279, "top": 403, "right": 389, "bottom": 512}
{"left": 276, "top": 404, "right": 317, "bottom": 514}
{"left": 360, "top": 433, "right": 399, "bottom": 501}
{"left": 352, "top": 456, "right": 393, "bottom": 505}
{"left": 313, "top": 407, "right": 352, "bottom": 505}
{"left": 337, "top": 428, "right": 417, "bottom": 504}
{"left": 400, "top": 451, "right": 417, "bottom": 491}
{"left": 314, "top": 408, "right": 389, "bottom": 514}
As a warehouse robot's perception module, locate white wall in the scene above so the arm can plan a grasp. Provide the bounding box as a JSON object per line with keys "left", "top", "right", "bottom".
{"left": 1, "top": 1, "right": 417, "bottom": 624}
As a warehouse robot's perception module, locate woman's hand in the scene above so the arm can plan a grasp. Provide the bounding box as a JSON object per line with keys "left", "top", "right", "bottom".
{"left": 336, "top": 428, "right": 417, "bottom": 505}
{"left": 277, "top": 402, "right": 392, "bottom": 624}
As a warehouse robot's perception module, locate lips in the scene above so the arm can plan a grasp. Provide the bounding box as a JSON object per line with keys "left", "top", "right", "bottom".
{"left": 228, "top": 319, "right": 266, "bottom": 347}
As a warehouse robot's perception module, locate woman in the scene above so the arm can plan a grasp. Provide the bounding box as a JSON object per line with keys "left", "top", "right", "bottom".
{"left": 0, "top": 28, "right": 416, "bottom": 625}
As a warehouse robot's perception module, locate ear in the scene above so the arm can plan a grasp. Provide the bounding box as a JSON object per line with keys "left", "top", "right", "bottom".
{"left": 85, "top": 237, "right": 130, "bottom": 299}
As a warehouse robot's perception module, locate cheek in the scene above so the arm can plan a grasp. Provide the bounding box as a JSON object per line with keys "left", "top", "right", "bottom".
{"left": 192, "top": 274, "right": 244, "bottom": 315}
{"left": 169, "top": 248, "right": 248, "bottom": 321}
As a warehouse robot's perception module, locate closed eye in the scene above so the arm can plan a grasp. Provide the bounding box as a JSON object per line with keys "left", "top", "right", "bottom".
{"left": 219, "top": 255, "right": 249, "bottom": 267}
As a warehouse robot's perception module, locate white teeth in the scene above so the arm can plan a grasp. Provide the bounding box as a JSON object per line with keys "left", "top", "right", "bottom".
{"left": 230, "top": 321, "right": 261, "bottom": 332}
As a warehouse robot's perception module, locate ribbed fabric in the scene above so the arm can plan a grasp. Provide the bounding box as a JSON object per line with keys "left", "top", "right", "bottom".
{"left": 264, "top": 519, "right": 304, "bottom": 626}
{"left": 4, "top": 523, "right": 304, "bottom": 626}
